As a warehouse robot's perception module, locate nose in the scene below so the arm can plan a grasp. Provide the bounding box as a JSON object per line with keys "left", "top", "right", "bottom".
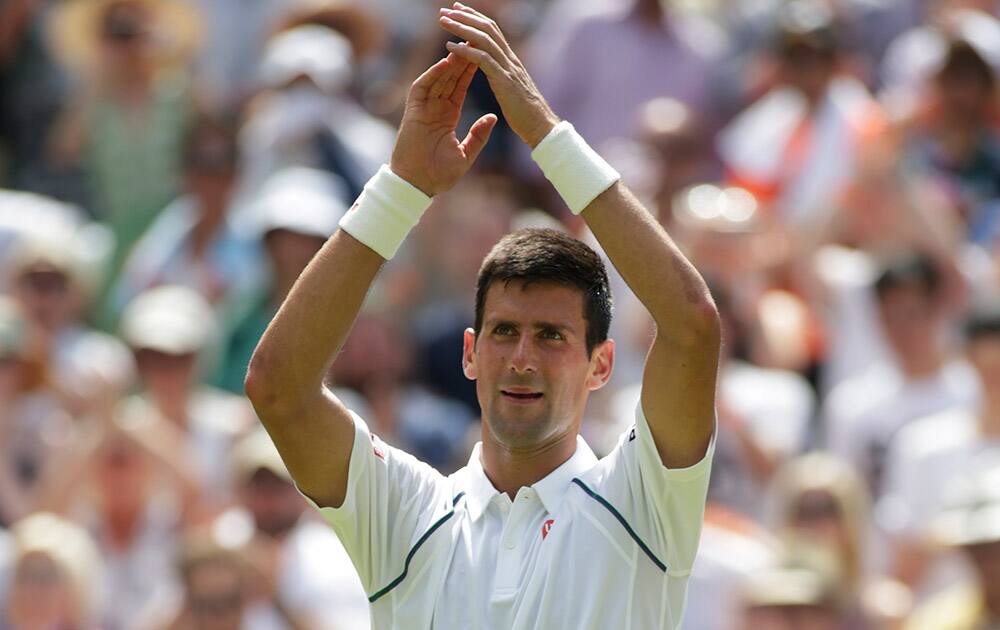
{"left": 508, "top": 335, "right": 538, "bottom": 374}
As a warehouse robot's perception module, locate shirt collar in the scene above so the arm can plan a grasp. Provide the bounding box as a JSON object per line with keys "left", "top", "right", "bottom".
{"left": 462, "top": 435, "right": 598, "bottom": 522}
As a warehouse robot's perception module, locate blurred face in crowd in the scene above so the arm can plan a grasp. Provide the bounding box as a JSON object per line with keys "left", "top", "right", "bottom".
{"left": 7, "top": 551, "right": 76, "bottom": 629}
{"left": 264, "top": 229, "right": 326, "bottom": 286}
{"left": 185, "top": 139, "right": 237, "bottom": 215}
{"left": 99, "top": 1, "right": 154, "bottom": 80}
{"left": 779, "top": 41, "right": 837, "bottom": 105}
{"left": 968, "top": 333, "right": 1000, "bottom": 396}
{"left": 742, "top": 604, "right": 841, "bottom": 630}
{"left": 12, "top": 264, "right": 78, "bottom": 332}
{"left": 95, "top": 434, "right": 152, "bottom": 518}
{"left": 965, "top": 540, "right": 1000, "bottom": 615}
{"left": 242, "top": 468, "right": 305, "bottom": 539}
{"left": 876, "top": 282, "right": 941, "bottom": 360}
{"left": 135, "top": 348, "right": 198, "bottom": 400}
{"left": 185, "top": 559, "right": 246, "bottom": 630}
{"left": 935, "top": 49, "right": 994, "bottom": 125}
{"left": 463, "top": 281, "right": 613, "bottom": 450}
{"left": 788, "top": 490, "right": 851, "bottom": 557}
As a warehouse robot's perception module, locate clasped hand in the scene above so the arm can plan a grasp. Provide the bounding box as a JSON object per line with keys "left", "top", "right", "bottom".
{"left": 389, "top": 2, "right": 560, "bottom": 197}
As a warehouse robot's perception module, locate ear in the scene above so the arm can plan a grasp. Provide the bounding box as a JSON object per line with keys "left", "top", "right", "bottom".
{"left": 586, "top": 338, "right": 614, "bottom": 391}
{"left": 462, "top": 327, "right": 477, "bottom": 380}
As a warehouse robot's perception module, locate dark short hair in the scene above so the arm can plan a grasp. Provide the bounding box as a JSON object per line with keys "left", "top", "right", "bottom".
{"left": 474, "top": 228, "right": 612, "bottom": 355}
{"left": 874, "top": 253, "right": 940, "bottom": 300}
{"left": 965, "top": 295, "right": 1000, "bottom": 342}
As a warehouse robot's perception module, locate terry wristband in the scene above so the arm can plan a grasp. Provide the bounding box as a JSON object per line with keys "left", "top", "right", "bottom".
{"left": 531, "top": 121, "right": 621, "bottom": 215}
{"left": 338, "top": 165, "right": 432, "bottom": 260}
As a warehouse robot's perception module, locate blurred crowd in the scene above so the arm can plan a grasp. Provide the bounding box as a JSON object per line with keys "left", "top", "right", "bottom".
{"left": 3, "top": 0, "right": 1000, "bottom": 628}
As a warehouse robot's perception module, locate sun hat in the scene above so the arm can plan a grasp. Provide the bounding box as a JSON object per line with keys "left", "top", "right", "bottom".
{"left": 48, "top": 0, "right": 204, "bottom": 73}
{"left": 119, "top": 285, "right": 216, "bottom": 355}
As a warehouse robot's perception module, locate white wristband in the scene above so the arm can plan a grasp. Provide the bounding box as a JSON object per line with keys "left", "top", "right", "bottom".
{"left": 531, "top": 121, "right": 621, "bottom": 215}
{"left": 339, "top": 165, "right": 432, "bottom": 260}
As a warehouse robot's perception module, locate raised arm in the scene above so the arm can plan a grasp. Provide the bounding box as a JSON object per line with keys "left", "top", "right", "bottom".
{"left": 440, "top": 3, "right": 719, "bottom": 468}
{"left": 244, "top": 54, "right": 496, "bottom": 508}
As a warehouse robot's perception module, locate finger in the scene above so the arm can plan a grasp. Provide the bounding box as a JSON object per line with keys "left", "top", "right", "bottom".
{"left": 410, "top": 57, "right": 452, "bottom": 102}
{"left": 441, "top": 6, "right": 514, "bottom": 58}
{"left": 428, "top": 56, "right": 465, "bottom": 100}
{"left": 448, "top": 61, "right": 478, "bottom": 107}
{"left": 460, "top": 113, "right": 498, "bottom": 164}
{"left": 445, "top": 40, "right": 505, "bottom": 78}
{"left": 436, "top": 53, "right": 472, "bottom": 102}
{"left": 439, "top": 14, "right": 508, "bottom": 64}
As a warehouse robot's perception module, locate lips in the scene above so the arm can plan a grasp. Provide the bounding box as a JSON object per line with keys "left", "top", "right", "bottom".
{"left": 500, "top": 388, "right": 544, "bottom": 402}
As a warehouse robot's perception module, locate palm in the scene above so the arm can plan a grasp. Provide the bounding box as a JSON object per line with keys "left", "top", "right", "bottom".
{"left": 391, "top": 55, "right": 496, "bottom": 196}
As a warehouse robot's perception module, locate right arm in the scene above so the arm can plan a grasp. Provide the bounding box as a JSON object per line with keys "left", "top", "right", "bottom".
{"left": 244, "top": 53, "right": 495, "bottom": 509}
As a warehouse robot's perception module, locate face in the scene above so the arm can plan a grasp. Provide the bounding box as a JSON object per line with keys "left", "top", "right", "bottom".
{"left": 877, "top": 283, "right": 939, "bottom": 359}
{"left": 12, "top": 266, "right": 77, "bottom": 331}
{"left": 742, "top": 605, "right": 840, "bottom": 630}
{"left": 7, "top": 552, "right": 74, "bottom": 628}
{"left": 135, "top": 349, "right": 198, "bottom": 398}
{"left": 186, "top": 561, "right": 245, "bottom": 630}
{"left": 463, "top": 281, "right": 613, "bottom": 451}
{"left": 788, "top": 490, "right": 851, "bottom": 556}
{"left": 780, "top": 44, "right": 836, "bottom": 103}
{"left": 241, "top": 468, "right": 304, "bottom": 539}
{"left": 264, "top": 230, "right": 326, "bottom": 282}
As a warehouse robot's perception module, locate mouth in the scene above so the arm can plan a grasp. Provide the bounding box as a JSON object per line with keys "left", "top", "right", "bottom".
{"left": 500, "top": 389, "right": 544, "bottom": 404}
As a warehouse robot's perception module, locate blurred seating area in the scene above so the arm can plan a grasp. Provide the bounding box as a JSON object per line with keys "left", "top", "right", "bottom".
{"left": 3, "top": 0, "right": 1000, "bottom": 628}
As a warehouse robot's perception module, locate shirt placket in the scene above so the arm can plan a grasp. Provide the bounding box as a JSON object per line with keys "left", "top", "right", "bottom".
{"left": 492, "top": 487, "right": 539, "bottom": 601}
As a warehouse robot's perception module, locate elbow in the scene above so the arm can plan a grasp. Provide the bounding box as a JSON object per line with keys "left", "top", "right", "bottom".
{"left": 244, "top": 351, "right": 281, "bottom": 414}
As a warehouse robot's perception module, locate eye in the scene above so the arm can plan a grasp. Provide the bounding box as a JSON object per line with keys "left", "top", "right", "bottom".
{"left": 538, "top": 328, "right": 564, "bottom": 341}
{"left": 493, "top": 324, "right": 516, "bottom": 336}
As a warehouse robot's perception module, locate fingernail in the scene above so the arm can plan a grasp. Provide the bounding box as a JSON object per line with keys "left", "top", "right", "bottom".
{"left": 446, "top": 41, "right": 456, "bottom": 49}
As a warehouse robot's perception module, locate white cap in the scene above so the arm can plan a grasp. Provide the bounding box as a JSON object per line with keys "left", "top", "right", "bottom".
{"left": 255, "top": 167, "right": 349, "bottom": 239}
{"left": 230, "top": 427, "right": 292, "bottom": 484}
{"left": 259, "top": 24, "right": 353, "bottom": 94}
{"left": 119, "top": 285, "right": 216, "bottom": 355}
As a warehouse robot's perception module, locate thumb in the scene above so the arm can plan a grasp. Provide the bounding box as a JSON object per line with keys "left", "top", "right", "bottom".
{"left": 460, "top": 113, "right": 498, "bottom": 164}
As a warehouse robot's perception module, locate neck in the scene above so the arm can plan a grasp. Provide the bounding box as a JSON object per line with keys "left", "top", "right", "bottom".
{"left": 480, "top": 428, "right": 577, "bottom": 499}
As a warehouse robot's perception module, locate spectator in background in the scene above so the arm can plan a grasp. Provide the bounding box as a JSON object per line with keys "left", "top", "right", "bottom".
{"left": 111, "top": 114, "right": 262, "bottom": 312}
{"left": 529, "top": 0, "right": 727, "bottom": 150}
{"left": 6, "top": 232, "right": 134, "bottom": 417}
{"left": 718, "top": 0, "right": 883, "bottom": 228}
{"left": 161, "top": 533, "right": 252, "bottom": 630}
{"left": 881, "top": 296, "right": 1000, "bottom": 595}
{"left": 768, "top": 453, "right": 914, "bottom": 627}
{"left": 0, "top": 512, "right": 102, "bottom": 630}
{"left": 241, "top": 10, "right": 393, "bottom": 201}
{"left": 120, "top": 285, "right": 254, "bottom": 506}
{"left": 47, "top": 0, "right": 204, "bottom": 319}
{"left": 824, "top": 254, "right": 979, "bottom": 497}
{"left": 214, "top": 429, "right": 370, "bottom": 629}
{"left": 905, "top": 460, "right": 1000, "bottom": 630}
{"left": 212, "top": 167, "right": 347, "bottom": 395}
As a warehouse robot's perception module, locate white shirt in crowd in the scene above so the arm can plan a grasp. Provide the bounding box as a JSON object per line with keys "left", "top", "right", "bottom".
{"left": 304, "top": 399, "right": 715, "bottom": 629}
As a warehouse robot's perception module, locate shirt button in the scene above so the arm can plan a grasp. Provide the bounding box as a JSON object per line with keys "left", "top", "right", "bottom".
{"left": 505, "top": 538, "right": 516, "bottom": 550}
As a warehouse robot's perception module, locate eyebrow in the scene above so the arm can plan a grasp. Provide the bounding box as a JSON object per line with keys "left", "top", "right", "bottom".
{"left": 488, "top": 318, "right": 577, "bottom": 334}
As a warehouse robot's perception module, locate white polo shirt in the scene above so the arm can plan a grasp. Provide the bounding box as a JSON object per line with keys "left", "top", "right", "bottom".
{"left": 306, "top": 399, "right": 715, "bottom": 629}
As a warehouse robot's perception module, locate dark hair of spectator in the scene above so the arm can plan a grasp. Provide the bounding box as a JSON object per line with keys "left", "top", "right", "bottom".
{"left": 474, "top": 229, "right": 612, "bottom": 356}
{"left": 965, "top": 296, "right": 1000, "bottom": 341}
{"left": 874, "top": 254, "right": 940, "bottom": 299}
{"left": 181, "top": 115, "right": 240, "bottom": 174}
{"left": 938, "top": 40, "right": 995, "bottom": 89}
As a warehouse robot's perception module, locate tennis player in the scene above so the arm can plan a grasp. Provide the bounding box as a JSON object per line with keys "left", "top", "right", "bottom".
{"left": 246, "top": 4, "right": 719, "bottom": 628}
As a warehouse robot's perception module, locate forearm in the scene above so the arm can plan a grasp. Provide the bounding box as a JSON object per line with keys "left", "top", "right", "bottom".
{"left": 246, "top": 231, "right": 383, "bottom": 412}
{"left": 582, "top": 183, "right": 718, "bottom": 340}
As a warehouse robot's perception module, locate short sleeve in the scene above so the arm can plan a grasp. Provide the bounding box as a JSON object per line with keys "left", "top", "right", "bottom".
{"left": 588, "top": 398, "right": 715, "bottom": 576}
{"left": 299, "top": 411, "right": 453, "bottom": 596}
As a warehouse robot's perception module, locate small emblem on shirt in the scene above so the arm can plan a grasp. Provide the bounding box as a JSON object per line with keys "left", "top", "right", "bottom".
{"left": 370, "top": 434, "right": 386, "bottom": 461}
{"left": 628, "top": 426, "right": 636, "bottom": 442}
{"left": 541, "top": 519, "right": 555, "bottom": 540}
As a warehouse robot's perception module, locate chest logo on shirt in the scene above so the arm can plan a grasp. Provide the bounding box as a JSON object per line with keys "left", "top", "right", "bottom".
{"left": 370, "top": 434, "right": 386, "bottom": 461}
{"left": 541, "top": 519, "right": 555, "bottom": 540}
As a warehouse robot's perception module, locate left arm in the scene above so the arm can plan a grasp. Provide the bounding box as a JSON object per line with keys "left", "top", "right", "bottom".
{"left": 440, "top": 3, "right": 719, "bottom": 468}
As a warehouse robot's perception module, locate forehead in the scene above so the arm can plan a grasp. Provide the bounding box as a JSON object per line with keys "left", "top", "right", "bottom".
{"left": 482, "top": 280, "right": 586, "bottom": 326}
